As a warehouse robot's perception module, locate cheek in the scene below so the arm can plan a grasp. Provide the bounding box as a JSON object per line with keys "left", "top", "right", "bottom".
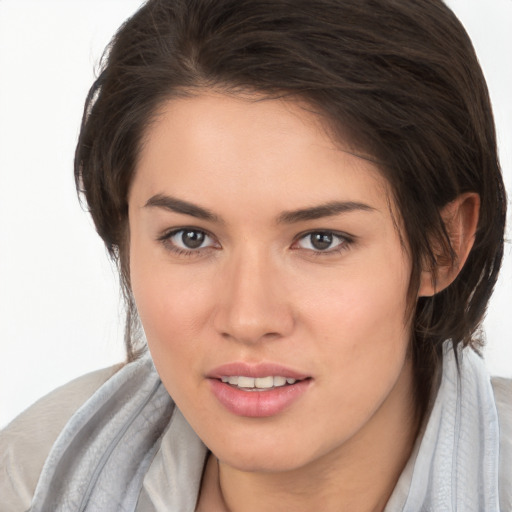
{"left": 129, "top": 228, "right": 211, "bottom": 327}
{"left": 298, "top": 269, "right": 412, "bottom": 433}
{"left": 132, "top": 268, "right": 211, "bottom": 345}
{"left": 298, "top": 250, "right": 412, "bottom": 393}
{"left": 130, "top": 267, "right": 213, "bottom": 408}
{"left": 128, "top": 237, "right": 214, "bottom": 376}
{"left": 303, "top": 256, "right": 410, "bottom": 339}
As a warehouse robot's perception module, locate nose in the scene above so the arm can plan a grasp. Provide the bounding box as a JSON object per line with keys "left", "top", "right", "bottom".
{"left": 213, "top": 249, "right": 294, "bottom": 345}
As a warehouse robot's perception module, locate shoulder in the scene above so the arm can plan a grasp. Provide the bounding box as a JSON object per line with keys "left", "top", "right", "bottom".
{"left": 0, "top": 364, "right": 122, "bottom": 512}
{"left": 491, "top": 377, "right": 512, "bottom": 510}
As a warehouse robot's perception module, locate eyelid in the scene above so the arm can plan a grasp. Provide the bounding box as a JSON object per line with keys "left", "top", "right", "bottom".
{"left": 291, "top": 230, "right": 354, "bottom": 253}
{"left": 158, "top": 226, "right": 221, "bottom": 254}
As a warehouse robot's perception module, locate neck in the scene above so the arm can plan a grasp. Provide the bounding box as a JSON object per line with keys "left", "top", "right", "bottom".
{"left": 197, "top": 359, "right": 418, "bottom": 512}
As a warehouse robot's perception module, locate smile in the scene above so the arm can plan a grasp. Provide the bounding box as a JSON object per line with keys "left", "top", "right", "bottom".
{"left": 207, "top": 363, "right": 312, "bottom": 416}
{"left": 220, "top": 375, "right": 298, "bottom": 390}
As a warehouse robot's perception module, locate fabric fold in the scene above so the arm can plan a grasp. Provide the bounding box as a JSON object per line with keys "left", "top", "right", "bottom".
{"left": 29, "top": 355, "right": 174, "bottom": 512}
{"left": 385, "top": 344, "right": 500, "bottom": 511}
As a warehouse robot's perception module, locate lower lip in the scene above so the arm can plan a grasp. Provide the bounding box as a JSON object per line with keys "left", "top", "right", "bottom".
{"left": 208, "top": 379, "right": 311, "bottom": 417}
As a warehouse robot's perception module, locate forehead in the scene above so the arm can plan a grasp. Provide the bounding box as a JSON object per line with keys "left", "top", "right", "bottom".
{"left": 131, "top": 92, "right": 392, "bottom": 216}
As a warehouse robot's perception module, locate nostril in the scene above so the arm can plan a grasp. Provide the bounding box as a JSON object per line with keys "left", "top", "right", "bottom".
{"left": 219, "top": 330, "right": 282, "bottom": 343}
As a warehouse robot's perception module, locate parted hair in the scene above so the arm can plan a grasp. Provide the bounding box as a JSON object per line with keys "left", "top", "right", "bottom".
{"left": 75, "top": 0, "right": 506, "bottom": 418}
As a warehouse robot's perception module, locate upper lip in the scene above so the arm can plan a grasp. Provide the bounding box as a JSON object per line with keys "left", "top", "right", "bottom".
{"left": 207, "top": 362, "right": 310, "bottom": 380}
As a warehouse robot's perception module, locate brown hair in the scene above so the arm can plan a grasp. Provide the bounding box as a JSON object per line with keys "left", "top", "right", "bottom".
{"left": 75, "top": 0, "right": 506, "bottom": 417}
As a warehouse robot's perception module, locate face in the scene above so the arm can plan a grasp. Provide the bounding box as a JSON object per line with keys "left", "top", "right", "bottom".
{"left": 128, "top": 92, "right": 415, "bottom": 473}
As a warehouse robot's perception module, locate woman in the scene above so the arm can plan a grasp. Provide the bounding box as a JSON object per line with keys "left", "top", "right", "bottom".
{"left": 1, "top": 0, "right": 510, "bottom": 510}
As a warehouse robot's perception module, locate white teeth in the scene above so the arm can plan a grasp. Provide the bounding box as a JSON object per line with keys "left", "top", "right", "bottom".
{"left": 273, "top": 376, "right": 287, "bottom": 387}
{"left": 255, "top": 376, "right": 274, "bottom": 388}
{"left": 220, "top": 376, "right": 297, "bottom": 389}
{"left": 237, "top": 376, "right": 255, "bottom": 388}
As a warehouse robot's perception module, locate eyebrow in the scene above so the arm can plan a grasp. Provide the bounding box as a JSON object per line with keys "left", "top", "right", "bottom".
{"left": 144, "top": 194, "right": 375, "bottom": 224}
{"left": 277, "top": 201, "right": 375, "bottom": 224}
{"left": 144, "top": 194, "right": 221, "bottom": 223}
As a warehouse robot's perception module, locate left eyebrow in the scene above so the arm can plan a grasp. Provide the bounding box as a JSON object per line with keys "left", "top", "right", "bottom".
{"left": 277, "top": 201, "right": 376, "bottom": 224}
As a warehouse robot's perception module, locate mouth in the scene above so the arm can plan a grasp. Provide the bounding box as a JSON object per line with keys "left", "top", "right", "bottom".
{"left": 219, "top": 375, "right": 306, "bottom": 391}
{"left": 207, "top": 363, "right": 312, "bottom": 417}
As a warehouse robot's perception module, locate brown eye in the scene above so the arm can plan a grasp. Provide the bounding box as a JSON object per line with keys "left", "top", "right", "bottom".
{"left": 164, "top": 228, "right": 217, "bottom": 251}
{"left": 310, "top": 232, "right": 334, "bottom": 250}
{"left": 181, "top": 230, "right": 206, "bottom": 249}
{"left": 296, "top": 231, "right": 348, "bottom": 252}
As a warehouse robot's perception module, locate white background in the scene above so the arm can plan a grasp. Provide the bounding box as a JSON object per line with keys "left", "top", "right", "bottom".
{"left": 0, "top": 0, "right": 510, "bottom": 428}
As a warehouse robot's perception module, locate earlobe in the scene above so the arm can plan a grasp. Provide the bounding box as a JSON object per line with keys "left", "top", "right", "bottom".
{"left": 418, "top": 192, "right": 480, "bottom": 297}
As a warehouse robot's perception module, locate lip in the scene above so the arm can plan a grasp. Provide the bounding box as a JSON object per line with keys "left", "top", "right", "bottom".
{"left": 207, "top": 362, "right": 310, "bottom": 380}
{"left": 207, "top": 362, "right": 312, "bottom": 418}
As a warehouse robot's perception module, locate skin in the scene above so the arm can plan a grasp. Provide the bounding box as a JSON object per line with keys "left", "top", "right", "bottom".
{"left": 128, "top": 92, "right": 424, "bottom": 512}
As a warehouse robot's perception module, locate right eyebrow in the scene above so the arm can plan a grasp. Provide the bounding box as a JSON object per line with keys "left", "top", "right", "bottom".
{"left": 144, "top": 194, "right": 223, "bottom": 223}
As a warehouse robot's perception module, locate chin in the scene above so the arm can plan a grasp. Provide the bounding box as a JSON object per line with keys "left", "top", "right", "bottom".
{"left": 211, "top": 431, "right": 329, "bottom": 474}
{"left": 219, "top": 452, "right": 309, "bottom": 474}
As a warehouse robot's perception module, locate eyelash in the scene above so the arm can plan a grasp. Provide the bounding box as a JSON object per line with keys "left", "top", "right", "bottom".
{"left": 157, "top": 227, "right": 219, "bottom": 257}
{"left": 291, "top": 230, "right": 353, "bottom": 256}
{"left": 157, "top": 228, "right": 354, "bottom": 258}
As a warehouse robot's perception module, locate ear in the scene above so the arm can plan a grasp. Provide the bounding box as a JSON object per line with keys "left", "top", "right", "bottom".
{"left": 418, "top": 192, "right": 480, "bottom": 297}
